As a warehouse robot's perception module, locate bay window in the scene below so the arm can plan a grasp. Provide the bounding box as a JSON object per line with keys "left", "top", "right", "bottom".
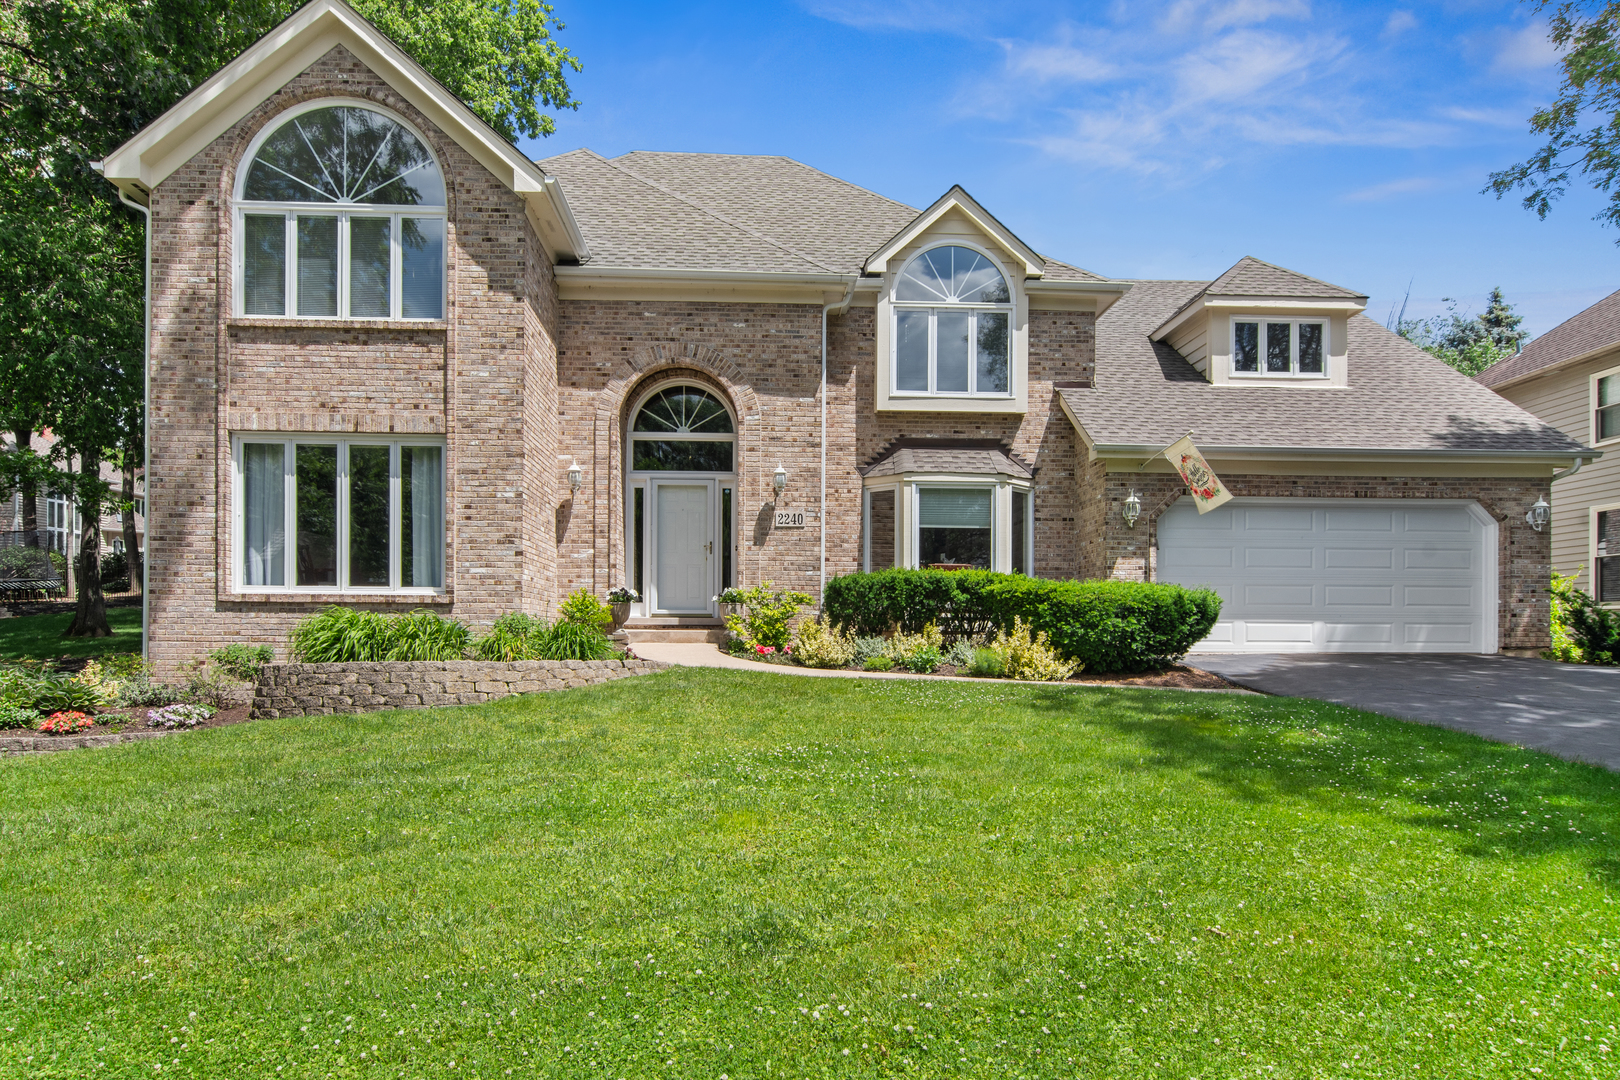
{"left": 863, "top": 479, "right": 1033, "bottom": 574}
{"left": 236, "top": 103, "right": 445, "bottom": 320}
{"left": 235, "top": 436, "right": 444, "bottom": 593}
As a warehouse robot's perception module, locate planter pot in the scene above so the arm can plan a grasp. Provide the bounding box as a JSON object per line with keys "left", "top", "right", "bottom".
{"left": 610, "top": 602, "right": 632, "bottom": 632}
{"left": 718, "top": 603, "right": 742, "bottom": 621}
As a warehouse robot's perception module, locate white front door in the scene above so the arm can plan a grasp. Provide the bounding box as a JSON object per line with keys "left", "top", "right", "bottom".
{"left": 1158, "top": 498, "right": 1497, "bottom": 654}
{"left": 653, "top": 482, "right": 713, "bottom": 614}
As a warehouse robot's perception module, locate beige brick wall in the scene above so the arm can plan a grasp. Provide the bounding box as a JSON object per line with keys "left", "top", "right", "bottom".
{"left": 144, "top": 46, "right": 558, "bottom": 674}
{"left": 1091, "top": 470, "right": 1553, "bottom": 650}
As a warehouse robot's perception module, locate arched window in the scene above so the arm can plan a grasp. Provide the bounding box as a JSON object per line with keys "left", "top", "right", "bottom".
{"left": 237, "top": 103, "right": 446, "bottom": 320}
{"left": 629, "top": 385, "right": 735, "bottom": 472}
{"left": 892, "top": 245, "right": 1013, "bottom": 397}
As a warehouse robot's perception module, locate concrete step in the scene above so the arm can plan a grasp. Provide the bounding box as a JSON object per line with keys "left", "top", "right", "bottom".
{"left": 621, "top": 619, "right": 728, "bottom": 645}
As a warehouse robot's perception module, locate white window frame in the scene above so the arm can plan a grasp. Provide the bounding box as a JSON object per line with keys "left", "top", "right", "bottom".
{"left": 233, "top": 98, "right": 447, "bottom": 322}
{"left": 1229, "top": 316, "right": 1330, "bottom": 380}
{"left": 1592, "top": 364, "right": 1620, "bottom": 447}
{"left": 1595, "top": 501, "right": 1620, "bottom": 608}
{"left": 230, "top": 433, "right": 446, "bottom": 595}
{"left": 890, "top": 243, "right": 1017, "bottom": 400}
{"left": 862, "top": 476, "right": 1032, "bottom": 573}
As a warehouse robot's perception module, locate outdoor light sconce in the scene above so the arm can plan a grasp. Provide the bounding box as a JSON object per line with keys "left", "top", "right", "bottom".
{"left": 1526, "top": 495, "right": 1550, "bottom": 532}
{"left": 567, "top": 458, "right": 584, "bottom": 496}
{"left": 773, "top": 464, "right": 788, "bottom": 498}
{"left": 1122, "top": 490, "right": 1142, "bottom": 529}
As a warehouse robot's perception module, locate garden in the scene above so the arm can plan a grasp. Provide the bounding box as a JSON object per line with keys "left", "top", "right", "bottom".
{"left": 0, "top": 589, "right": 630, "bottom": 740}
{"left": 719, "top": 569, "right": 1225, "bottom": 685}
{"left": 1, "top": 667, "right": 1616, "bottom": 1077}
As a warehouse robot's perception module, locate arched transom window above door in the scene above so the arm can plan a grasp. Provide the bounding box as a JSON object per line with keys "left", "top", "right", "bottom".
{"left": 236, "top": 103, "right": 446, "bottom": 321}
{"left": 892, "top": 245, "right": 1014, "bottom": 399}
{"left": 630, "top": 385, "right": 736, "bottom": 472}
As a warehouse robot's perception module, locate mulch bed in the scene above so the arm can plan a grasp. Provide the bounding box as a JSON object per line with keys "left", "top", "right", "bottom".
{"left": 24, "top": 704, "right": 253, "bottom": 740}
{"left": 742, "top": 654, "right": 1241, "bottom": 690}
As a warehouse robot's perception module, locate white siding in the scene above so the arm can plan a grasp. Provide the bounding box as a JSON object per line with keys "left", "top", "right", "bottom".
{"left": 1167, "top": 312, "right": 1211, "bottom": 376}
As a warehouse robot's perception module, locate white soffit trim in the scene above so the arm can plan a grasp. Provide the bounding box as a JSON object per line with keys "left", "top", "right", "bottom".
{"left": 97, "top": 0, "right": 586, "bottom": 261}
{"left": 865, "top": 185, "right": 1047, "bottom": 277}
{"left": 1150, "top": 297, "right": 1366, "bottom": 342}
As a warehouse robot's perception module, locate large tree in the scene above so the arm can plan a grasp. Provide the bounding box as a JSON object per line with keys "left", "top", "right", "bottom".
{"left": 0, "top": 0, "right": 579, "bottom": 635}
{"left": 1395, "top": 288, "right": 1530, "bottom": 378}
{"left": 1487, "top": 1, "right": 1620, "bottom": 237}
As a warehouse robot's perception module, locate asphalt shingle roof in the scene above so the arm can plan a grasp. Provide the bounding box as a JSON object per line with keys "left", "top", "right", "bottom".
{"left": 538, "top": 149, "right": 1107, "bottom": 279}
{"left": 1063, "top": 279, "right": 1585, "bottom": 454}
{"left": 860, "top": 442, "right": 1034, "bottom": 479}
{"left": 1476, "top": 286, "right": 1620, "bottom": 388}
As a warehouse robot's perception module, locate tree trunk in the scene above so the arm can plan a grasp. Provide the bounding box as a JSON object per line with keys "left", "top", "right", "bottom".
{"left": 120, "top": 457, "right": 141, "bottom": 592}
{"left": 13, "top": 427, "right": 38, "bottom": 544}
{"left": 66, "top": 451, "right": 110, "bottom": 638}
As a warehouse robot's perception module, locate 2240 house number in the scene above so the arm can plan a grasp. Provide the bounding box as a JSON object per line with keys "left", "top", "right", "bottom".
{"left": 774, "top": 509, "right": 807, "bottom": 528}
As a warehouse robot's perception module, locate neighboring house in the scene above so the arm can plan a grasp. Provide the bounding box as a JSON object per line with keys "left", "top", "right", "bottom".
{"left": 2, "top": 430, "right": 146, "bottom": 562}
{"left": 1476, "top": 291, "right": 1619, "bottom": 606}
{"left": 95, "top": 0, "right": 1587, "bottom": 670}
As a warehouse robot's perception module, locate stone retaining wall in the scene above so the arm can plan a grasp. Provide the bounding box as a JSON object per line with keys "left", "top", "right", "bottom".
{"left": 251, "top": 658, "right": 667, "bottom": 718}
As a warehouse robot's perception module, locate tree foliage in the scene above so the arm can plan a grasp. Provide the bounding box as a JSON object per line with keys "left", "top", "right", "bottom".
{"left": 1392, "top": 287, "right": 1529, "bottom": 377}
{"left": 0, "top": 0, "right": 579, "bottom": 634}
{"left": 1487, "top": 1, "right": 1620, "bottom": 238}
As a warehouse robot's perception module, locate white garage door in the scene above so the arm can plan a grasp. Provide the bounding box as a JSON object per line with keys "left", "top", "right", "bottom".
{"left": 1157, "top": 498, "right": 1497, "bottom": 654}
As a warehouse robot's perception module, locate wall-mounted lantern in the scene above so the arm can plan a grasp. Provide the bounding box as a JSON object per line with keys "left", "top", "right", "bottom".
{"left": 1122, "top": 490, "right": 1142, "bottom": 529}
{"left": 773, "top": 465, "right": 788, "bottom": 498}
{"left": 567, "top": 457, "right": 584, "bottom": 496}
{"left": 1526, "top": 495, "right": 1550, "bottom": 532}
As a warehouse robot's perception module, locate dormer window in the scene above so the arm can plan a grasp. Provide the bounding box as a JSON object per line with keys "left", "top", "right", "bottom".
{"left": 892, "top": 246, "right": 1013, "bottom": 397}
{"left": 1231, "top": 318, "right": 1326, "bottom": 377}
{"left": 235, "top": 103, "right": 446, "bottom": 320}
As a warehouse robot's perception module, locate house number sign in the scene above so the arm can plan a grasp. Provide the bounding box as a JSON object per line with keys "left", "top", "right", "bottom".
{"left": 774, "top": 509, "right": 807, "bottom": 528}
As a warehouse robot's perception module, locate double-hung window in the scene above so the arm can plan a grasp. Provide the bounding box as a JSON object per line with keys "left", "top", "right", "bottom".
{"left": 237, "top": 104, "right": 445, "bottom": 320}
{"left": 892, "top": 246, "right": 1013, "bottom": 397}
{"left": 234, "top": 436, "right": 444, "bottom": 593}
{"left": 1232, "top": 318, "right": 1326, "bottom": 377}
{"left": 1598, "top": 508, "right": 1619, "bottom": 605}
{"left": 1596, "top": 371, "right": 1620, "bottom": 444}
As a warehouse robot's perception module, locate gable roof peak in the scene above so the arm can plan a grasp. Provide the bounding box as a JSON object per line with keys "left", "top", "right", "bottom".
{"left": 1208, "top": 255, "right": 1368, "bottom": 301}
{"left": 865, "top": 184, "right": 1047, "bottom": 278}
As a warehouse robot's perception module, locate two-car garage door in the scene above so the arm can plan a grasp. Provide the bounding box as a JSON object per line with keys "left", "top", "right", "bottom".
{"left": 1157, "top": 498, "right": 1497, "bottom": 654}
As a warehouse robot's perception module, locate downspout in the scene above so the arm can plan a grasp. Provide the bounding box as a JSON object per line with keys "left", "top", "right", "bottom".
{"left": 114, "top": 183, "right": 152, "bottom": 662}
{"left": 1552, "top": 456, "right": 1589, "bottom": 482}
{"left": 820, "top": 276, "right": 858, "bottom": 606}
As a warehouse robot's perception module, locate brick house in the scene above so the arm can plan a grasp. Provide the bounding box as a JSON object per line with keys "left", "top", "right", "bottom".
{"left": 96, "top": 0, "right": 1588, "bottom": 671}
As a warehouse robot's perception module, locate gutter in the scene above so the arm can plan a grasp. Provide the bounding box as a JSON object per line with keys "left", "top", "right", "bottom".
{"left": 1088, "top": 443, "right": 1600, "bottom": 465}
{"left": 1479, "top": 339, "right": 1620, "bottom": 392}
{"left": 553, "top": 265, "right": 871, "bottom": 288}
{"left": 541, "top": 175, "right": 590, "bottom": 263}
{"left": 821, "top": 276, "right": 858, "bottom": 605}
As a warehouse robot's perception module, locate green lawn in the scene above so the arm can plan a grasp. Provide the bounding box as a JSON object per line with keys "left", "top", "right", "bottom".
{"left": 1, "top": 669, "right": 1616, "bottom": 1078}
{"left": 0, "top": 606, "right": 141, "bottom": 662}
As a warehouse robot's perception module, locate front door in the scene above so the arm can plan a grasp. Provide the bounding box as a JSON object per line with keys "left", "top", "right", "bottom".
{"left": 652, "top": 481, "right": 713, "bottom": 614}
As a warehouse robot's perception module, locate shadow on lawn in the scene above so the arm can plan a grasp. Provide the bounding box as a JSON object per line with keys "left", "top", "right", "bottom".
{"left": 1024, "top": 686, "right": 1620, "bottom": 885}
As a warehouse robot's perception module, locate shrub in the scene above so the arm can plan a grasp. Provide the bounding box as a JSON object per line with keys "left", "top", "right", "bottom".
{"left": 0, "top": 701, "right": 38, "bottom": 730}
{"left": 862, "top": 656, "right": 894, "bottom": 672}
{"left": 824, "top": 570, "right": 1220, "bottom": 674}
{"left": 559, "top": 589, "right": 614, "bottom": 632}
{"left": 147, "top": 704, "right": 215, "bottom": 729}
{"left": 944, "top": 637, "right": 981, "bottom": 667}
{"left": 722, "top": 582, "right": 813, "bottom": 651}
{"left": 39, "top": 710, "right": 94, "bottom": 734}
{"left": 886, "top": 623, "right": 944, "bottom": 673}
{"left": 100, "top": 550, "right": 130, "bottom": 591}
{"left": 116, "top": 678, "right": 181, "bottom": 708}
{"left": 852, "top": 636, "right": 889, "bottom": 664}
{"left": 966, "top": 647, "right": 1004, "bottom": 678}
{"left": 473, "top": 613, "right": 551, "bottom": 661}
{"left": 989, "top": 617, "right": 1078, "bottom": 681}
{"left": 1546, "top": 572, "right": 1584, "bottom": 663}
{"left": 533, "top": 620, "right": 615, "bottom": 661}
{"left": 289, "top": 607, "right": 470, "bottom": 663}
{"left": 1551, "top": 576, "right": 1619, "bottom": 665}
{"left": 209, "top": 644, "right": 274, "bottom": 681}
{"left": 793, "top": 615, "right": 857, "bottom": 668}
{"left": 0, "top": 666, "right": 104, "bottom": 714}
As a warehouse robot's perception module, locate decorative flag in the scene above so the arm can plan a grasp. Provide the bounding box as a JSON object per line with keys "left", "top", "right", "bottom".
{"left": 1162, "top": 434, "right": 1233, "bottom": 514}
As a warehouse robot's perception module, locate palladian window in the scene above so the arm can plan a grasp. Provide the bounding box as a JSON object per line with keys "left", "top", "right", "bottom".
{"left": 630, "top": 386, "right": 736, "bottom": 472}
{"left": 236, "top": 104, "right": 445, "bottom": 320}
{"left": 892, "top": 246, "right": 1013, "bottom": 397}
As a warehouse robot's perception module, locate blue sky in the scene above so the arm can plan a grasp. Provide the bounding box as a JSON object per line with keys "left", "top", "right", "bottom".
{"left": 517, "top": 0, "right": 1619, "bottom": 338}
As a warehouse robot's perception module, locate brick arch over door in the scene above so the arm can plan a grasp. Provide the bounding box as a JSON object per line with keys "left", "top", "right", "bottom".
{"left": 579, "top": 344, "right": 764, "bottom": 599}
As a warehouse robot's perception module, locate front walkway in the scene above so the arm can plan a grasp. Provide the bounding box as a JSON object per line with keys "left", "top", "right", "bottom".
{"left": 1194, "top": 653, "right": 1620, "bottom": 772}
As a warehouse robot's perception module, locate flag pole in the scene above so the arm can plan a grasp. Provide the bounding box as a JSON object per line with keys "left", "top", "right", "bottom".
{"left": 1140, "top": 431, "right": 1195, "bottom": 470}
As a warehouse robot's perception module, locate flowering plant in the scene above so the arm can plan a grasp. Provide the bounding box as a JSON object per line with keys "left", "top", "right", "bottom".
{"left": 39, "top": 711, "right": 95, "bottom": 734}
{"left": 147, "top": 703, "right": 216, "bottom": 729}
{"left": 754, "top": 645, "right": 775, "bottom": 656}
{"left": 713, "top": 587, "right": 750, "bottom": 605}
{"left": 721, "top": 582, "right": 813, "bottom": 652}
{"left": 605, "top": 587, "right": 640, "bottom": 604}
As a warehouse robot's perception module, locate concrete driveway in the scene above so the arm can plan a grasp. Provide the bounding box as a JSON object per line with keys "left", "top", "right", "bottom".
{"left": 1193, "top": 653, "right": 1620, "bottom": 771}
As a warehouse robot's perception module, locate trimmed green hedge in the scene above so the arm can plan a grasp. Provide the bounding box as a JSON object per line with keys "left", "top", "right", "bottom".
{"left": 822, "top": 569, "right": 1221, "bottom": 674}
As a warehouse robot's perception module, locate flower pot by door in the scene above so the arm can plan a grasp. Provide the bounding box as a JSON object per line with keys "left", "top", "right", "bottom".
{"left": 610, "top": 602, "right": 632, "bottom": 632}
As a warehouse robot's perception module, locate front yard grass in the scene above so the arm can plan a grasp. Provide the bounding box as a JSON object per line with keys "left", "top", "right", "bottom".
{"left": 0, "top": 606, "right": 141, "bottom": 662}
{"left": 1, "top": 667, "right": 1616, "bottom": 1078}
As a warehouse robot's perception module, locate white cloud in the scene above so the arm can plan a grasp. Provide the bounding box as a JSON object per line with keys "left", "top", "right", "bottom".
{"left": 1492, "top": 22, "right": 1560, "bottom": 74}
{"left": 1001, "top": 39, "right": 1120, "bottom": 84}
{"left": 1381, "top": 10, "right": 1417, "bottom": 39}
{"left": 1342, "top": 176, "right": 1443, "bottom": 202}
{"left": 1158, "top": 0, "right": 1311, "bottom": 34}
{"left": 796, "top": 0, "right": 969, "bottom": 32}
